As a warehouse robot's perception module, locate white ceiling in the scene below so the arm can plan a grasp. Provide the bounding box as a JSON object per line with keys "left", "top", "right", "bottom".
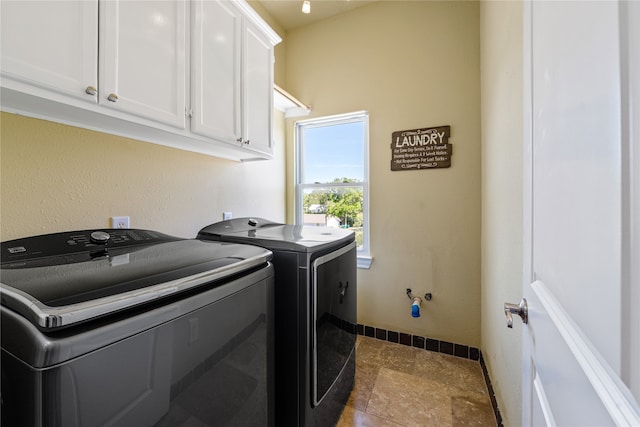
{"left": 254, "top": 0, "right": 378, "bottom": 31}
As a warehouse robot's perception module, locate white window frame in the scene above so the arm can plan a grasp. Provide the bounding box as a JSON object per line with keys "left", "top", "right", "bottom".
{"left": 295, "top": 111, "right": 372, "bottom": 269}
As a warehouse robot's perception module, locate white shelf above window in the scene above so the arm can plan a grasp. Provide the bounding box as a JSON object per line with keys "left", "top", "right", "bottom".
{"left": 274, "top": 84, "right": 310, "bottom": 118}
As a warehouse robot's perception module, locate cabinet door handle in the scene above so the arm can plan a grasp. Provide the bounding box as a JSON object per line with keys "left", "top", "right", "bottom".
{"left": 236, "top": 137, "right": 243, "bottom": 143}
{"left": 244, "top": 140, "right": 250, "bottom": 145}
{"left": 85, "top": 86, "right": 97, "bottom": 96}
{"left": 107, "top": 93, "right": 119, "bottom": 102}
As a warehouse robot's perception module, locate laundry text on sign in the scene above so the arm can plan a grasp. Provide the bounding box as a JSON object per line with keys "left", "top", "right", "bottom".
{"left": 393, "top": 130, "right": 447, "bottom": 147}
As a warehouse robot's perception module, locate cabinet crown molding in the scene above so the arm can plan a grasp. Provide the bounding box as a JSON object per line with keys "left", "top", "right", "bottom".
{"left": 235, "top": 0, "right": 282, "bottom": 45}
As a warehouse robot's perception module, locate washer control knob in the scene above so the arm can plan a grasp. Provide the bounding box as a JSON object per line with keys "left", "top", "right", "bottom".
{"left": 90, "top": 231, "right": 111, "bottom": 244}
{"left": 248, "top": 218, "right": 258, "bottom": 227}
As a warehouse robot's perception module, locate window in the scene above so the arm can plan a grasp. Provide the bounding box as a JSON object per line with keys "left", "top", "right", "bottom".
{"left": 295, "top": 111, "right": 371, "bottom": 268}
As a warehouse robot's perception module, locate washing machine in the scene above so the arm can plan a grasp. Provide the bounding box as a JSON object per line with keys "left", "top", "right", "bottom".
{"left": 1, "top": 228, "right": 275, "bottom": 426}
{"left": 197, "top": 218, "right": 357, "bottom": 427}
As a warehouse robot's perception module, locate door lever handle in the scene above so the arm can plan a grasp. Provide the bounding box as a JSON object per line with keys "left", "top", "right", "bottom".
{"left": 504, "top": 298, "right": 528, "bottom": 328}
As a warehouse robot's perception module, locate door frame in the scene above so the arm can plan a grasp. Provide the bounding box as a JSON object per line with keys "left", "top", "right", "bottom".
{"left": 620, "top": 0, "right": 640, "bottom": 404}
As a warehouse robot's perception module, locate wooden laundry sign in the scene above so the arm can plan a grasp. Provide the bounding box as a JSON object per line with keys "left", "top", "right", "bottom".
{"left": 390, "top": 125, "right": 452, "bottom": 171}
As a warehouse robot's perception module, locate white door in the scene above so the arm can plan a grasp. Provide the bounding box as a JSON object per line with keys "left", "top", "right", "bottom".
{"left": 0, "top": 0, "right": 98, "bottom": 103}
{"left": 518, "top": 1, "right": 640, "bottom": 425}
{"left": 100, "top": 0, "right": 186, "bottom": 128}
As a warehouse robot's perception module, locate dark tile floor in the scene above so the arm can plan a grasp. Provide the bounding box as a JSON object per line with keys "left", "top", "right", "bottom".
{"left": 337, "top": 336, "right": 497, "bottom": 426}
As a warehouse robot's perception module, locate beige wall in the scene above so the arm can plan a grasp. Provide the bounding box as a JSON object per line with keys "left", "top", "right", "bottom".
{"left": 0, "top": 111, "right": 286, "bottom": 241}
{"left": 480, "top": 1, "right": 523, "bottom": 425}
{"left": 284, "top": 1, "right": 481, "bottom": 347}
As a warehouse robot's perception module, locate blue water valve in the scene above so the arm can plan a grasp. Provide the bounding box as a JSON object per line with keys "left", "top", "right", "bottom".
{"left": 411, "top": 297, "right": 421, "bottom": 318}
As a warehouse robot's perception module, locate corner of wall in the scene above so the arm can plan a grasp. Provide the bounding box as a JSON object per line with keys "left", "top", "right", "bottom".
{"left": 479, "top": 0, "right": 524, "bottom": 425}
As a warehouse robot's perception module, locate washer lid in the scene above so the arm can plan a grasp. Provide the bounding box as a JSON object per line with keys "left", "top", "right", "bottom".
{"left": 198, "top": 218, "right": 355, "bottom": 252}
{"left": 1, "top": 229, "right": 272, "bottom": 330}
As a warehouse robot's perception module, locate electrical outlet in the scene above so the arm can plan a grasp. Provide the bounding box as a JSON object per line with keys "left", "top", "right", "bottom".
{"left": 223, "top": 212, "right": 232, "bottom": 220}
{"left": 111, "top": 216, "right": 130, "bottom": 229}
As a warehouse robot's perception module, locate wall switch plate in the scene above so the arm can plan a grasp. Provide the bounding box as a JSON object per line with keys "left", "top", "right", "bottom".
{"left": 223, "top": 212, "right": 232, "bottom": 220}
{"left": 111, "top": 216, "right": 130, "bottom": 229}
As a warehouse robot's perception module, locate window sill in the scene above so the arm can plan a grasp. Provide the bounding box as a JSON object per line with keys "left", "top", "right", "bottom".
{"left": 357, "top": 255, "right": 373, "bottom": 269}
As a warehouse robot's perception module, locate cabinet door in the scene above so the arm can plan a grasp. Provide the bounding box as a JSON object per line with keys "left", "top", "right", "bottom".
{"left": 0, "top": 1, "right": 98, "bottom": 103}
{"left": 100, "top": 0, "right": 186, "bottom": 129}
{"left": 242, "top": 20, "right": 275, "bottom": 157}
{"left": 191, "top": 0, "right": 242, "bottom": 144}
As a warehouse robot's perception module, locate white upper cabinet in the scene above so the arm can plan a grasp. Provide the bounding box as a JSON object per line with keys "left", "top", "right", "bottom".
{"left": 0, "top": 1, "right": 98, "bottom": 103}
{"left": 100, "top": 0, "right": 187, "bottom": 129}
{"left": 242, "top": 19, "right": 276, "bottom": 156}
{"left": 191, "top": 0, "right": 279, "bottom": 158}
{"left": 0, "top": 0, "right": 280, "bottom": 161}
{"left": 191, "top": 0, "right": 242, "bottom": 144}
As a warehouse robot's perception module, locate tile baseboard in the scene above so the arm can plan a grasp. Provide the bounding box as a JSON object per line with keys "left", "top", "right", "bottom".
{"left": 357, "top": 323, "right": 479, "bottom": 361}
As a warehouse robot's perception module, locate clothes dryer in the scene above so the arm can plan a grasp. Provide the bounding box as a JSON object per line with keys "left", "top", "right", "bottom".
{"left": 198, "top": 218, "right": 357, "bottom": 427}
